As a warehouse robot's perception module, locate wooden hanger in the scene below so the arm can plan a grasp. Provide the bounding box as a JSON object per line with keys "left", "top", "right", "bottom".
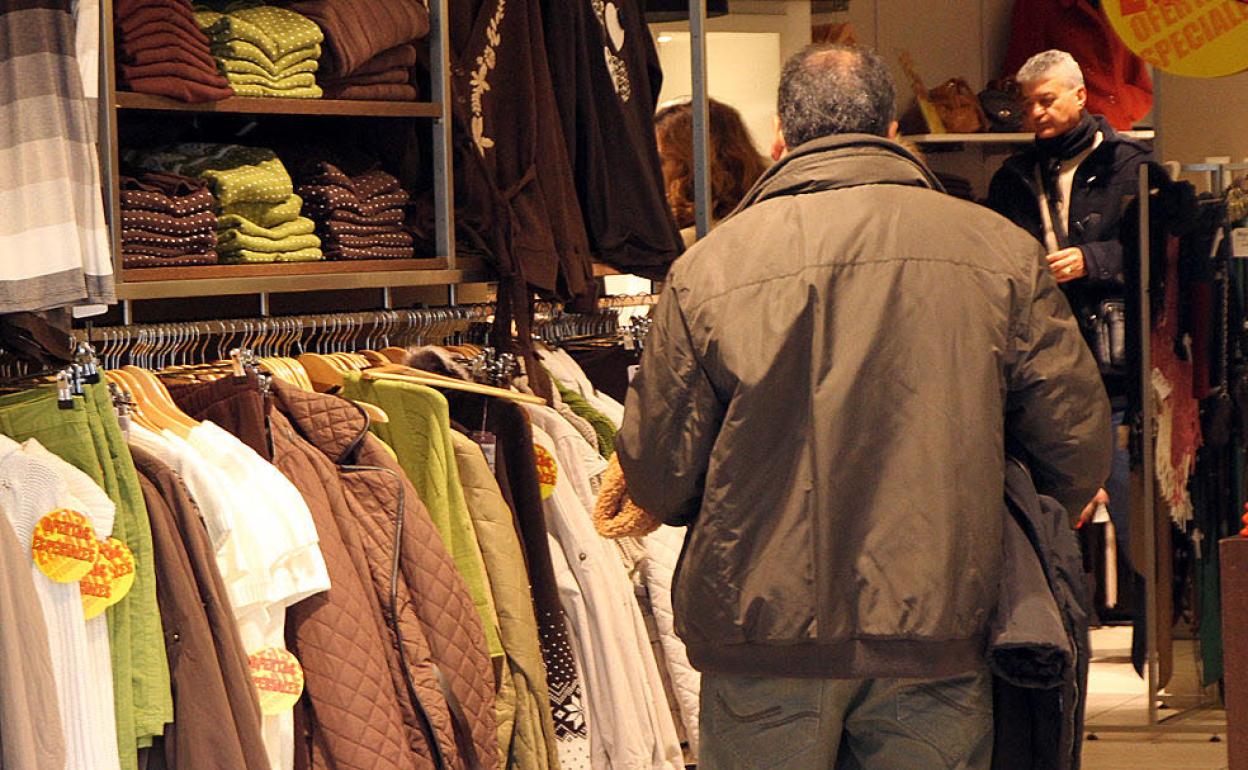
{"left": 379, "top": 347, "right": 408, "bottom": 364}
{"left": 361, "top": 363, "right": 546, "bottom": 406}
{"left": 107, "top": 369, "right": 196, "bottom": 438}
{"left": 295, "top": 352, "right": 390, "bottom": 423}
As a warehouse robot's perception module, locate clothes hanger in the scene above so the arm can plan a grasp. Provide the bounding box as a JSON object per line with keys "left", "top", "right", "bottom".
{"left": 361, "top": 362, "right": 546, "bottom": 406}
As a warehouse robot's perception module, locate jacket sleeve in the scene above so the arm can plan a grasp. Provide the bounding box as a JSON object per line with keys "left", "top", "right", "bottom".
{"left": 616, "top": 283, "right": 725, "bottom": 526}
{"left": 1077, "top": 239, "right": 1124, "bottom": 287}
{"left": 1006, "top": 249, "right": 1113, "bottom": 518}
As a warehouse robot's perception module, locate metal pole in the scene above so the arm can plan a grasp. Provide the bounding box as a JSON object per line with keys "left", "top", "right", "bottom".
{"left": 429, "top": 0, "right": 457, "bottom": 268}
{"left": 1139, "top": 162, "right": 1159, "bottom": 726}
{"left": 689, "top": 0, "right": 711, "bottom": 240}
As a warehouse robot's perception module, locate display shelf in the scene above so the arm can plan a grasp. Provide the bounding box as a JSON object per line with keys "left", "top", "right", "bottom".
{"left": 908, "top": 129, "right": 1155, "bottom": 145}
{"left": 115, "top": 257, "right": 496, "bottom": 300}
{"left": 116, "top": 91, "right": 442, "bottom": 118}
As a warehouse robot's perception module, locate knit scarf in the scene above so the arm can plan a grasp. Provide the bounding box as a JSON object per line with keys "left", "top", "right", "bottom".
{"left": 1035, "top": 112, "right": 1098, "bottom": 247}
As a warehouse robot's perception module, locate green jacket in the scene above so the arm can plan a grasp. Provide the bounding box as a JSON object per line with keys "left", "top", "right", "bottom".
{"left": 451, "top": 431, "right": 561, "bottom": 770}
{"left": 342, "top": 374, "right": 504, "bottom": 658}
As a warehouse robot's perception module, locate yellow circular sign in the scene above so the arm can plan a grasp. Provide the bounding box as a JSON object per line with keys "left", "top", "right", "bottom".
{"left": 80, "top": 549, "right": 114, "bottom": 620}
{"left": 249, "top": 647, "right": 305, "bottom": 715}
{"left": 1103, "top": 0, "right": 1248, "bottom": 78}
{"left": 31, "top": 509, "right": 99, "bottom": 583}
{"left": 534, "top": 445, "right": 559, "bottom": 501}
{"left": 100, "top": 537, "right": 136, "bottom": 608}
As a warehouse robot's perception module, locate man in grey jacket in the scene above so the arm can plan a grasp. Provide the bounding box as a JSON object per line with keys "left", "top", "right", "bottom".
{"left": 616, "top": 43, "right": 1111, "bottom": 769}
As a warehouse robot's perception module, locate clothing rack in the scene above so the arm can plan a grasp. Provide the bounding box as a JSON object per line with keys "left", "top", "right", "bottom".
{"left": 72, "top": 295, "right": 658, "bottom": 369}
{"left": 1086, "top": 161, "right": 1248, "bottom": 739}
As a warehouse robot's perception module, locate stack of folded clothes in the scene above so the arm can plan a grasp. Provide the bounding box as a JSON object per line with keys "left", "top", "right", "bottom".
{"left": 132, "top": 144, "right": 323, "bottom": 263}
{"left": 115, "top": 0, "right": 234, "bottom": 102}
{"left": 195, "top": 4, "right": 324, "bottom": 98}
{"left": 286, "top": 0, "right": 429, "bottom": 100}
{"left": 296, "top": 162, "right": 414, "bottom": 259}
{"left": 120, "top": 173, "right": 220, "bottom": 268}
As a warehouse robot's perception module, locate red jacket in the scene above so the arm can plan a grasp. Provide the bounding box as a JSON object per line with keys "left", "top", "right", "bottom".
{"left": 1003, "top": 0, "right": 1153, "bottom": 130}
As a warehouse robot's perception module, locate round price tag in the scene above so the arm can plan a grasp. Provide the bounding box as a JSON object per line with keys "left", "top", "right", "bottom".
{"left": 31, "top": 509, "right": 99, "bottom": 583}
{"left": 1103, "top": 0, "right": 1248, "bottom": 77}
{"left": 249, "top": 647, "right": 305, "bottom": 715}
{"left": 80, "top": 549, "right": 114, "bottom": 620}
{"left": 534, "top": 444, "right": 559, "bottom": 501}
{"left": 101, "top": 537, "right": 136, "bottom": 608}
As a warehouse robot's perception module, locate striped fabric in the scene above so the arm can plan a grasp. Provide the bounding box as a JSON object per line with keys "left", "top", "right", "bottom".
{"left": 1, "top": 0, "right": 116, "bottom": 313}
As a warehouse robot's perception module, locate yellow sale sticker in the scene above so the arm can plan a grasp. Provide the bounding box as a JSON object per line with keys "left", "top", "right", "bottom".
{"left": 32, "top": 509, "right": 99, "bottom": 583}
{"left": 249, "top": 647, "right": 305, "bottom": 715}
{"left": 1104, "top": 0, "right": 1248, "bottom": 77}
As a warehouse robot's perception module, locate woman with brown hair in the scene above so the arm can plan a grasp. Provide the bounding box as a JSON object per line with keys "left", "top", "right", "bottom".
{"left": 654, "top": 98, "right": 769, "bottom": 246}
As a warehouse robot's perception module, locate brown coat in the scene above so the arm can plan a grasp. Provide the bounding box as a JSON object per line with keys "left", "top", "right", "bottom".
{"left": 170, "top": 377, "right": 497, "bottom": 770}
{"left": 129, "top": 445, "right": 269, "bottom": 770}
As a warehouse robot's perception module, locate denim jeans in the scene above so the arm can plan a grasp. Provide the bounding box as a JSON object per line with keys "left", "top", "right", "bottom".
{"left": 699, "top": 669, "right": 993, "bottom": 770}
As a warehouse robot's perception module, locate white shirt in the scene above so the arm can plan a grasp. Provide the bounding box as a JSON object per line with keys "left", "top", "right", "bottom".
{"left": 0, "top": 436, "right": 115, "bottom": 770}
{"left": 23, "top": 440, "right": 123, "bottom": 770}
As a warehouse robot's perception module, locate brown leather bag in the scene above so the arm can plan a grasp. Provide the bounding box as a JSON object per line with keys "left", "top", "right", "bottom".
{"left": 928, "top": 78, "right": 988, "bottom": 133}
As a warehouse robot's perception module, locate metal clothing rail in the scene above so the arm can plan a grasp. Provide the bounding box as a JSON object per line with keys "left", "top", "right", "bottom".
{"left": 1085, "top": 161, "right": 1247, "bottom": 739}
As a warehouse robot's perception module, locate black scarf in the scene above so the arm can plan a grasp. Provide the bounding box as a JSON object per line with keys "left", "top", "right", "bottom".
{"left": 1034, "top": 112, "right": 1098, "bottom": 247}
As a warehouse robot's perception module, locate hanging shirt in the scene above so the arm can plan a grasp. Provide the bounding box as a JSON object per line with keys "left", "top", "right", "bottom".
{"left": 0, "top": 436, "right": 118, "bottom": 770}
{"left": 24, "top": 440, "right": 125, "bottom": 770}
{"left": 528, "top": 419, "right": 684, "bottom": 770}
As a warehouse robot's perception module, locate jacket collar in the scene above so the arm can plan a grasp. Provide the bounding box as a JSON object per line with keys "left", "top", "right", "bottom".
{"left": 1000, "top": 115, "right": 1145, "bottom": 179}
{"left": 271, "top": 379, "right": 370, "bottom": 465}
{"left": 732, "top": 134, "right": 944, "bottom": 217}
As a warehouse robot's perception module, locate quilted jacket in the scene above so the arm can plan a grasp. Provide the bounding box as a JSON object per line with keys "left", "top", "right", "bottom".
{"left": 451, "top": 429, "right": 562, "bottom": 770}
{"left": 169, "top": 377, "right": 498, "bottom": 770}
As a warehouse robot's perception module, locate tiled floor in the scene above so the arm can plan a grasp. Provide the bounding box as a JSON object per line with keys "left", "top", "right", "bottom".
{"left": 1082, "top": 627, "right": 1228, "bottom": 770}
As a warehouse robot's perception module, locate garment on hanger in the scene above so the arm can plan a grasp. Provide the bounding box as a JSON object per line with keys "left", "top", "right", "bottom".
{"left": 450, "top": 429, "right": 563, "bottom": 770}
{"left": 2, "top": 0, "right": 115, "bottom": 313}
{"left": 446, "top": 393, "right": 593, "bottom": 770}
{"left": 540, "top": 0, "right": 684, "bottom": 279}
{"left": 341, "top": 373, "right": 505, "bottom": 660}
{"left": 129, "top": 445, "right": 270, "bottom": 770}
{"left": 526, "top": 418, "right": 684, "bottom": 770}
{"left": 0, "top": 383, "right": 173, "bottom": 770}
{"left": 0, "top": 435, "right": 120, "bottom": 770}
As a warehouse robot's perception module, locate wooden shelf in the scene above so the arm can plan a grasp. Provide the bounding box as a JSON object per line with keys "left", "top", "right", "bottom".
{"left": 908, "top": 130, "right": 1155, "bottom": 145}
{"left": 116, "top": 258, "right": 496, "bottom": 300}
{"left": 115, "top": 91, "right": 441, "bottom": 118}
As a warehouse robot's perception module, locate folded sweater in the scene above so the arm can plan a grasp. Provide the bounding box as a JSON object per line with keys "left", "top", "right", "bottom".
{"left": 122, "top": 251, "right": 219, "bottom": 268}
{"left": 210, "top": 40, "right": 321, "bottom": 75}
{"left": 134, "top": 144, "right": 294, "bottom": 206}
{"left": 196, "top": 6, "right": 323, "bottom": 63}
{"left": 221, "top": 56, "right": 318, "bottom": 78}
{"left": 121, "top": 209, "right": 219, "bottom": 234}
{"left": 285, "top": 0, "right": 428, "bottom": 79}
{"left": 216, "top": 215, "right": 316, "bottom": 243}
{"left": 220, "top": 246, "right": 323, "bottom": 263}
{"left": 122, "top": 76, "right": 235, "bottom": 103}
{"left": 321, "top": 82, "right": 418, "bottom": 101}
{"left": 218, "top": 195, "right": 303, "bottom": 228}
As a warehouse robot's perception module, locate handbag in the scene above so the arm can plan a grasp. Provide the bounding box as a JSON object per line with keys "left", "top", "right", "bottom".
{"left": 928, "top": 78, "right": 988, "bottom": 133}
{"left": 979, "top": 78, "right": 1025, "bottom": 133}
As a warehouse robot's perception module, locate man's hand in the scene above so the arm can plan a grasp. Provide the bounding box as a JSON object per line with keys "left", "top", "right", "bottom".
{"left": 1046, "top": 247, "right": 1086, "bottom": 283}
{"left": 1078, "top": 488, "right": 1110, "bottom": 528}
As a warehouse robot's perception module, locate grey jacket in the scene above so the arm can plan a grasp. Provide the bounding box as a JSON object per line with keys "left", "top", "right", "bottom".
{"left": 616, "top": 134, "right": 1112, "bottom": 679}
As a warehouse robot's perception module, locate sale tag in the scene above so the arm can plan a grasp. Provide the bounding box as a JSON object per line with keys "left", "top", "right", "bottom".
{"left": 101, "top": 537, "right": 136, "bottom": 608}
{"left": 534, "top": 444, "right": 559, "bottom": 501}
{"left": 469, "top": 431, "right": 498, "bottom": 475}
{"left": 32, "top": 509, "right": 99, "bottom": 583}
{"left": 249, "top": 647, "right": 305, "bottom": 715}
{"left": 80, "top": 549, "right": 114, "bottom": 620}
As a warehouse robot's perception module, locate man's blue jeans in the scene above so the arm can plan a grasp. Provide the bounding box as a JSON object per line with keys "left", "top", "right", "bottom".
{"left": 699, "top": 669, "right": 993, "bottom": 769}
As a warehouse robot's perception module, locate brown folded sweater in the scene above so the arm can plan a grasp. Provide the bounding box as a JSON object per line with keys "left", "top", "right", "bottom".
{"left": 122, "top": 42, "right": 220, "bottom": 72}
{"left": 300, "top": 184, "right": 408, "bottom": 215}
{"left": 123, "top": 251, "right": 219, "bottom": 268}
{"left": 122, "top": 172, "right": 210, "bottom": 197}
{"left": 284, "top": 0, "right": 429, "bottom": 79}
{"left": 321, "top": 82, "right": 419, "bottom": 101}
{"left": 120, "top": 28, "right": 217, "bottom": 61}
{"left": 352, "top": 44, "right": 417, "bottom": 76}
{"left": 121, "top": 61, "right": 232, "bottom": 90}
{"left": 122, "top": 240, "right": 219, "bottom": 258}
{"left": 320, "top": 219, "right": 407, "bottom": 238}
{"left": 303, "top": 205, "right": 404, "bottom": 228}
{"left": 324, "top": 244, "right": 412, "bottom": 260}
{"left": 320, "top": 67, "right": 410, "bottom": 87}
{"left": 118, "top": 7, "right": 208, "bottom": 43}
{"left": 121, "top": 208, "right": 219, "bottom": 234}
{"left": 122, "top": 231, "right": 218, "bottom": 252}
{"left": 325, "top": 231, "right": 413, "bottom": 247}
{"left": 122, "top": 76, "right": 236, "bottom": 104}
{"left": 115, "top": 0, "right": 194, "bottom": 19}
{"left": 120, "top": 190, "right": 215, "bottom": 217}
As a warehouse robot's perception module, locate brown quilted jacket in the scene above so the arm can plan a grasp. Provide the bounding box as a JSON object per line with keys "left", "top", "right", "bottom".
{"left": 169, "top": 377, "right": 498, "bottom": 770}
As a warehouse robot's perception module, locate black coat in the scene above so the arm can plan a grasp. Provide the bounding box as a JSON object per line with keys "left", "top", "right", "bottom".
{"left": 991, "top": 456, "right": 1092, "bottom": 770}
{"left": 987, "top": 116, "right": 1155, "bottom": 328}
